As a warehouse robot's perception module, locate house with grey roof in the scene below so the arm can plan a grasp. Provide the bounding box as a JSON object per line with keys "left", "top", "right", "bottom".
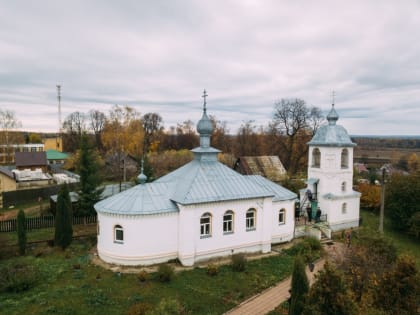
{"left": 15, "top": 151, "right": 48, "bottom": 172}
{"left": 95, "top": 92, "right": 297, "bottom": 266}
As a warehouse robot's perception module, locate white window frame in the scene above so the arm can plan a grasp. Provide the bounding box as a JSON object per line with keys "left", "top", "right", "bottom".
{"left": 279, "top": 208, "right": 286, "bottom": 225}
{"left": 223, "top": 210, "right": 234, "bottom": 234}
{"left": 114, "top": 225, "right": 124, "bottom": 244}
{"left": 200, "top": 213, "right": 212, "bottom": 238}
{"left": 246, "top": 209, "right": 256, "bottom": 231}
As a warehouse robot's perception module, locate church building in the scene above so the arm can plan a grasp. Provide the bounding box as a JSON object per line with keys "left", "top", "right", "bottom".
{"left": 301, "top": 103, "right": 361, "bottom": 231}
{"left": 94, "top": 91, "right": 297, "bottom": 266}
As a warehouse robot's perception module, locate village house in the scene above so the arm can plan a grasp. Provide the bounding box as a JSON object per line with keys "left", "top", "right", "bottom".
{"left": 233, "top": 156, "right": 288, "bottom": 182}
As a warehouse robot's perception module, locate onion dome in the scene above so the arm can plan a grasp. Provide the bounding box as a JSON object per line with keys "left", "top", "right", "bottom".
{"left": 137, "top": 158, "right": 148, "bottom": 184}
{"left": 196, "top": 89, "right": 214, "bottom": 136}
{"left": 308, "top": 104, "right": 356, "bottom": 147}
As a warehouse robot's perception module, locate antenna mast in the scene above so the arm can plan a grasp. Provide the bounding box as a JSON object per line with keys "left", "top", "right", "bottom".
{"left": 56, "top": 85, "right": 62, "bottom": 150}
{"left": 57, "top": 85, "right": 62, "bottom": 132}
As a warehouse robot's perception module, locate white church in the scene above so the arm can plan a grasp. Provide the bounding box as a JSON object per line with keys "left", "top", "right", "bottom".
{"left": 94, "top": 92, "right": 360, "bottom": 266}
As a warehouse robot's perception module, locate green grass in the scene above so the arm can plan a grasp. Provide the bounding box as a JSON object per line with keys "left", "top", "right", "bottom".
{"left": 0, "top": 237, "right": 314, "bottom": 315}
{"left": 360, "top": 209, "right": 420, "bottom": 268}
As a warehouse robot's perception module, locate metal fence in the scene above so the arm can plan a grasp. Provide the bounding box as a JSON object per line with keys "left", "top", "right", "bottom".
{"left": 0, "top": 215, "right": 97, "bottom": 233}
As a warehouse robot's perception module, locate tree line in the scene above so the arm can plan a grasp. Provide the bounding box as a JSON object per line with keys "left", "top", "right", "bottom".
{"left": 57, "top": 99, "right": 324, "bottom": 176}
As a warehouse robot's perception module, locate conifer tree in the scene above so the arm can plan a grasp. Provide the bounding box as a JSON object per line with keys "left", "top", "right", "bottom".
{"left": 78, "top": 133, "right": 102, "bottom": 216}
{"left": 54, "top": 184, "right": 73, "bottom": 249}
{"left": 289, "top": 255, "right": 309, "bottom": 315}
{"left": 17, "top": 209, "right": 26, "bottom": 255}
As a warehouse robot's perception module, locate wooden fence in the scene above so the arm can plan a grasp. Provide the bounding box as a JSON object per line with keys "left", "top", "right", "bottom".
{"left": 0, "top": 215, "right": 97, "bottom": 233}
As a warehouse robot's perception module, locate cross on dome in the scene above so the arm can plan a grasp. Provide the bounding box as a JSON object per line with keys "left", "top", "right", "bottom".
{"left": 202, "top": 89, "right": 208, "bottom": 112}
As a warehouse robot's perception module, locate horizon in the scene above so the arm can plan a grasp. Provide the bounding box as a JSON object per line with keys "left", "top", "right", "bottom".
{"left": 2, "top": 1, "right": 420, "bottom": 136}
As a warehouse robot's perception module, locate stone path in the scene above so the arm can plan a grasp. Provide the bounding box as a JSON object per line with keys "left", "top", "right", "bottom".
{"left": 224, "top": 242, "right": 344, "bottom": 315}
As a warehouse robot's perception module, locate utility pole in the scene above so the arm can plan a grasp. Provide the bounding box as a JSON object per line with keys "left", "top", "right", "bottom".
{"left": 379, "top": 167, "right": 386, "bottom": 234}
{"left": 56, "top": 85, "right": 62, "bottom": 151}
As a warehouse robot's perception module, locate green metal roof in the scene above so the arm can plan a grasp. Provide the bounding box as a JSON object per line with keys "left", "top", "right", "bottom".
{"left": 46, "top": 149, "right": 69, "bottom": 160}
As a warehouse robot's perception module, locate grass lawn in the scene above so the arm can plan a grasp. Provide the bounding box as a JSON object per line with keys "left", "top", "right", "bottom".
{"left": 360, "top": 209, "right": 420, "bottom": 268}
{"left": 0, "top": 232, "right": 318, "bottom": 315}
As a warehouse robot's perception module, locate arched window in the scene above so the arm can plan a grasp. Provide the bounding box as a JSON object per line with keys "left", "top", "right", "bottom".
{"left": 279, "top": 208, "right": 286, "bottom": 225}
{"left": 312, "top": 148, "right": 321, "bottom": 168}
{"left": 342, "top": 203, "right": 347, "bottom": 214}
{"left": 223, "top": 210, "right": 234, "bottom": 234}
{"left": 200, "top": 213, "right": 212, "bottom": 238}
{"left": 114, "top": 225, "right": 124, "bottom": 243}
{"left": 246, "top": 208, "right": 256, "bottom": 231}
{"left": 341, "top": 181, "right": 346, "bottom": 192}
{"left": 341, "top": 149, "right": 349, "bottom": 169}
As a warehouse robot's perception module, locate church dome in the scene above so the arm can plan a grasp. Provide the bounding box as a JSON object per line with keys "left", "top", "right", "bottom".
{"left": 308, "top": 105, "right": 356, "bottom": 147}
{"left": 197, "top": 111, "right": 213, "bottom": 135}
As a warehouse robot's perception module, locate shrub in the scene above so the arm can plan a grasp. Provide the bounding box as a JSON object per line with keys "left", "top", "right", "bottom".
{"left": 148, "top": 298, "right": 182, "bottom": 315}
{"left": 206, "top": 263, "right": 219, "bottom": 276}
{"left": 156, "top": 264, "right": 174, "bottom": 283}
{"left": 231, "top": 253, "right": 247, "bottom": 272}
{"left": 284, "top": 238, "right": 322, "bottom": 262}
{"left": 304, "top": 236, "right": 322, "bottom": 251}
{"left": 137, "top": 270, "right": 148, "bottom": 282}
{"left": 126, "top": 302, "right": 153, "bottom": 315}
{"left": 0, "top": 263, "right": 39, "bottom": 293}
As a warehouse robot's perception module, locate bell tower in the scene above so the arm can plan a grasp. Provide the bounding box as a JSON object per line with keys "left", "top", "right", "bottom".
{"left": 303, "top": 103, "right": 360, "bottom": 231}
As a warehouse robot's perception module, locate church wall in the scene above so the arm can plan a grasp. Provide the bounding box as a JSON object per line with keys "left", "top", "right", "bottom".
{"left": 271, "top": 199, "right": 295, "bottom": 244}
{"left": 178, "top": 198, "right": 274, "bottom": 266}
{"left": 97, "top": 212, "right": 178, "bottom": 266}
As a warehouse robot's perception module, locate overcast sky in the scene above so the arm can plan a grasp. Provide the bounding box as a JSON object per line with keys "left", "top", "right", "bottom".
{"left": 1, "top": 0, "right": 420, "bottom": 136}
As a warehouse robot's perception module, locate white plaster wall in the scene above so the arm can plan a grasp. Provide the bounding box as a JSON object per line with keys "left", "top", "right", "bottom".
{"left": 308, "top": 146, "right": 354, "bottom": 196}
{"left": 97, "top": 212, "right": 178, "bottom": 265}
{"left": 319, "top": 196, "right": 360, "bottom": 231}
{"left": 271, "top": 199, "right": 295, "bottom": 244}
{"left": 178, "top": 198, "right": 274, "bottom": 266}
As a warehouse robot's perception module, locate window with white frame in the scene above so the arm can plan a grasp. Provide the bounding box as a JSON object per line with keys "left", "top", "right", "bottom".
{"left": 341, "top": 181, "right": 346, "bottom": 192}
{"left": 312, "top": 148, "right": 321, "bottom": 168}
{"left": 341, "top": 149, "right": 349, "bottom": 169}
{"left": 342, "top": 203, "right": 347, "bottom": 214}
{"left": 279, "top": 208, "right": 286, "bottom": 225}
{"left": 223, "top": 210, "right": 234, "bottom": 234}
{"left": 200, "top": 213, "right": 212, "bottom": 237}
{"left": 246, "top": 208, "right": 256, "bottom": 230}
{"left": 114, "top": 225, "right": 124, "bottom": 243}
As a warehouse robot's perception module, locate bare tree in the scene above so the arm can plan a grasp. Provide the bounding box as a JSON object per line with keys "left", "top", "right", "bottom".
{"left": 88, "top": 109, "right": 106, "bottom": 150}
{"left": 209, "top": 115, "right": 231, "bottom": 153}
{"left": 0, "top": 109, "right": 22, "bottom": 163}
{"left": 62, "top": 112, "right": 87, "bottom": 152}
{"left": 273, "top": 98, "right": 324, "bottom": 174}
{"left": 235, "top": 120, "right": 262, "bottom": 157}
{"left": 142, "top": 112, "right": 163, "bottom": 153}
